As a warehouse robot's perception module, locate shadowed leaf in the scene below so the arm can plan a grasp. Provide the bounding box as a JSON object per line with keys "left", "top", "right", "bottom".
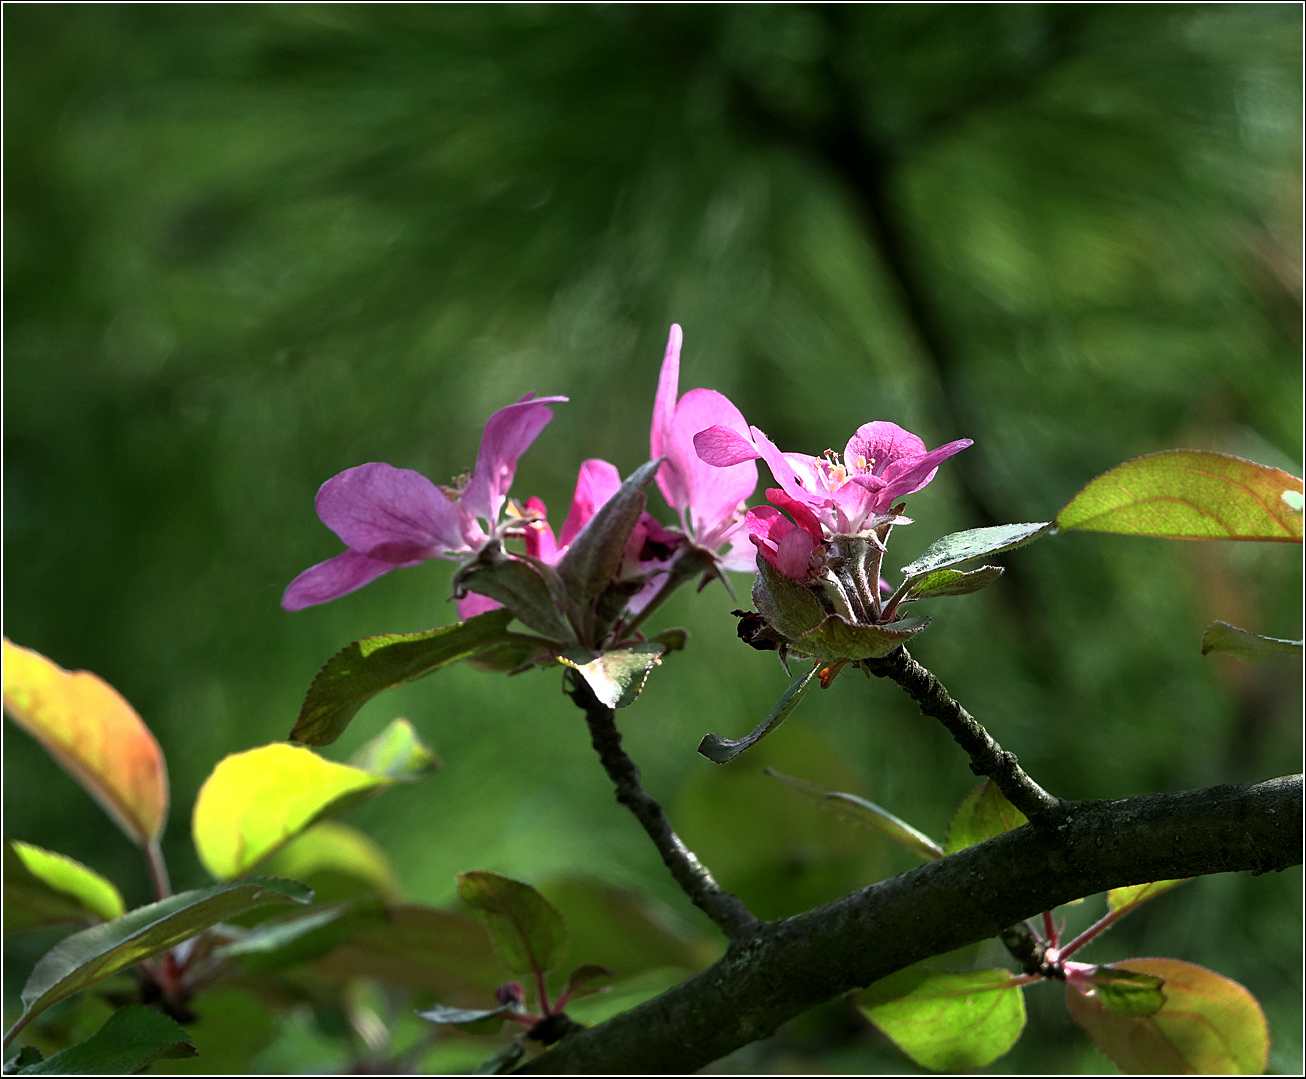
{"left": 454, "top": 544, "right": 573, "bottom": 641}
{"left": 214, "top": 898, "right": 389, "bottom": 974}
{"left": 1201, "top": 621, "right": 1303, "bottom": 661}
{"left": 752, "top": 558, "right": 826, "bottom": 640}
{"left": 2, "top": 639, "right": 168, "bottom": 846}
{"left": 907, "top": 565, "right": 1005, "bottom": 601}
{"left": 16, "top": 1005, "right": 195, "bottom": 1074}
{"left": 290, "top": 610, "right": 517, "bottom": 746}
{"left": 262, "top": 820, "right": 403, "bottom": 904}
{"left": 944, "top": 780, "right": 1028, "bottom": 854}
{"left": 458, "top": 871, "right": 569, "bottom": 977}
{"left": 1066, "top": 958, "right": 1269, "bottom": 1074}
{"left": 4, "top": 842, "right": 125, "bottom": 934}
{"left": 792, "top": 614, "right": 930, "bottom": 662}
{"left": 558, "top": 644, "right": 666, "bottom": 709}
{"left": 1056, "top": 451, "right": 1303, "bottom": 541}
{"left": 900, "top": 523, "right": 1053, "bottom": 580}
{"left": 858, "top": 967, "right": 1027, "bottom": 1071}
{"left": 698, "top": 664, "right": 819, "bottom": 764}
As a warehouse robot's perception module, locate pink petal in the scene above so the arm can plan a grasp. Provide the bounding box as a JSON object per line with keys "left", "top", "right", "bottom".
{"left": 462, "top": 394, "right": 568, "bottom": 524}
{"left": 749, "top": 429, "right": 822, "bottom": 509}
{"left": 457, "top": 592, "right": 504, "bottom": 619}
{"left": 748, "top": 532, "right": 781, "bottom": 569}
{"left": 523, "top": 496, "right": 559, "bottom": 563}
{"left": 558, "top": 458, "right": 623, "bottom": 548}
{"left": 316, "top": 462, "right": 466, "bottom": 561}
{"left": 281, "top": 549, "right": 397, "bottom": 611}
{"left": 878, "top": 438, "right": 973, "bottom": 505}
{"left": 764, "top": 488, "right": 824, "bottom": 544}
{"left": 745, "top": 504, "right": 794, "bottom": 546}
{"left": 718, "top": 536, "right": 759, "bottom": 573}
{"left": 693, "top": 424, "right": 760, "bottom": 467}
{"left": 775, "top": 526, "right": 814, "bottom": 579}
{"left": 651, "top": 325, "right": 686, "bottom": 511}
{"left": 666, "top": 389, "right": 757, "bottom": 544}
{"left": 844, "top": 422, "right": 928, "bottom": 476}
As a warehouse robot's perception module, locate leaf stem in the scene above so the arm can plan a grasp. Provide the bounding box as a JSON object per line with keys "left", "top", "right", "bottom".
{"left": 145, "top": 839, "right": 172, "bottom": 901}
{"left": 1060, "top": 906, "right": 1126, "bottom": 960}
{"left": 1042, "top": 909, "right": 1058, "bottom": 947}
{"left": 564, "top": 670, "right": 760, "bottom": 940}
{"left": 861, "top": 647, "right": 1067, "bottom": 827}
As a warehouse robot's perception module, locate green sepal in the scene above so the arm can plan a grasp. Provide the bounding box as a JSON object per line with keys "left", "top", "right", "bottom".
{"left": 791, "top": 614, "right": 929, "bottom": 662}
{"left": 751, "top": 558, "right": 825, "bottom": 640}
{"left": 453, "top": 542, "right": 573, "bottom": 642}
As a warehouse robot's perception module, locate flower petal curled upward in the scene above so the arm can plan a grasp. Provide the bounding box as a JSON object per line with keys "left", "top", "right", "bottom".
{"left": 282, "top": 549, "right": 402, "bottom": 611}
{"left": 746, "top": 505, "right": 816, "bottom": 580}
{"left": 316, "top": 462, "right": 468, "bottom": 561}
{"left": 461, "top": 394, "right": 569, "bottom": 525}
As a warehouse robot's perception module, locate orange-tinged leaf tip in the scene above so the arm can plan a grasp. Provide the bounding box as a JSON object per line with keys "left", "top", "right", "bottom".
{"left": 2, "top": 638, "right": 168, "bottom": 846}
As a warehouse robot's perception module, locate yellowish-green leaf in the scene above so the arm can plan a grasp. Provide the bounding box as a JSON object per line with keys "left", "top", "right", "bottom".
{"left": 1107, "top": 878, "right": 1189, "bottom": 918}
{"left": 192, "top": 744, "right": 389, "bottom": 880}
{"left": 2, "top": 639, "right": 168, "bottom": 846}
{"left": 944, "top": 780, "right": 1028, "bottom": 854}
{"left": 5, "top": 842, "right": 125, "bottom": 934}
{"left": 1074, "top": 965, "right": 1167, "bottom": 1017}
{"left": 347, "top": 717, "right": 440, "bottom": 780}
{"left": 1066, "top": 958, "right": 1269, "bottom": 1074}
{"left": 858, "top": 967, "right": 1027, "bottom": 1071}
{"left": 1202, "top": 621, "right": 1303, "bottom": 661}
{"left": 558, "top": 644, "right": 666, "bottom": 709}
{"left": 457, "top": 870, "right": 569, "bottom": 977}
{"left": 262, "top": 820, "right": 402, "bottom": 904}
{"left": 1056, "top": 451, "right": 1303, "bottom": 542}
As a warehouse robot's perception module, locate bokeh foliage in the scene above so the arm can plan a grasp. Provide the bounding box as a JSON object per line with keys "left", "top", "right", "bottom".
{"left": 4, "top": 4, "right": 1300, "bottom": 1073}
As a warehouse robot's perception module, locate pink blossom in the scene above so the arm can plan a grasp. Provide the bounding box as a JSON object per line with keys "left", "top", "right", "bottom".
{"left": 650, "top": 325, "right": 758, "bottom": 570}
{"left": 283, "top": 394, "right": 566, "bottom": 611}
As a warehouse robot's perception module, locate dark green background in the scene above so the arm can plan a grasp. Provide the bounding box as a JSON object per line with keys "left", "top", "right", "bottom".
{"left": 4, "top": 5, "right": 1301, "bottom": 1073}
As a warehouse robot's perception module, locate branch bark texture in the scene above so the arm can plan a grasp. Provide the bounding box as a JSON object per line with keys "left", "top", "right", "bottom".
{"left": 521, "top": 774, "right": 1302, "bottom": 1074}
{"left": 565, "top": 670, "right": 759, "bottom": 940}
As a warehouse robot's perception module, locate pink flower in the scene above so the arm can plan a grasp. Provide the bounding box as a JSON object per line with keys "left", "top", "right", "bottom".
{"left": 650, "top": 325, "right": 758, "bottom": 571}
{"left": 694, "top": 419, "right": 971, "bottom": 538}
{"left": 282, "top": 394, "right": 566, "bottom": 611}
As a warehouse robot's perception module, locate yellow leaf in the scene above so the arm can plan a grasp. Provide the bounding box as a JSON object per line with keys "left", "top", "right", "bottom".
{"left": 2, "top": 639, "right": 168, "bottom": 846}
{"left": 263, "top": 821, "right": 403, "bottom": 903}
{"left": 191, "top": 744, "right": 388, "bottom": 880}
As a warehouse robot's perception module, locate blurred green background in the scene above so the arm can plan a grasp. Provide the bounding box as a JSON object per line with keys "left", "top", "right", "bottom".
{"left": 4, "top": 4, "right": 1301, "bottom": 1073}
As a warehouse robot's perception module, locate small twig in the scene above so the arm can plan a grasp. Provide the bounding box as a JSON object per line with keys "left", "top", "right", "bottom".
{"left": 564, "top": 670, "right": 760, "bottom": 940}
{"left": 862, "top": 647, "right": 1067, "bottom": 827}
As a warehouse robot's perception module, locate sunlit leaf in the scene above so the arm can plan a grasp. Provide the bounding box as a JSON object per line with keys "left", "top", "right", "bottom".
{"left": 1074, "top": 965, "right": 1167, "bottom": 1017}
{"left": 1066, "top": 958, "right": 1269, "bottom": 1074}
{"left": 262, "top": 820, "right": 402, "bottom": 904}
{"left": 792, "top": 614, "right": 930, "bottom": 662}
{"left": 213, "top": 898, "right": 389, "bottom": 974}
{"left": 899, "top": 523, "right": 1053, "bottom": 580}
{"left": 347, "top": 717, "right": 441, "bottom": 780}
{"left": 2, "top": 639, "right": 168, "bottom": 846}
{"left": 858, "top": 967, "right": 1027, "bottom": 1071}
{"left": 12, "top": 879, "right": 311, "bottom": 1037}
{"left": 943, "top": 780, "right": 1028, "bottom": 854}
{"left": 15, "top": 1005, "right": 195, "bottom": 1074}
{"left": 765, "top": 769, "right": 944, "bottom": 861}
{"left": 906, "top": 565, "right": 1004, "bottom": 601}
{"left": 697, "top": 664, "right": 819, "bottom": 764}
{"left": 558, "top": 644, "right": 666, "bottom": 709}
{"left": 1107, "top": 878, "right": 1189, "bottom": 917}
{"left": 457, "top": 871, "right": 569, "bottom": 977}
{"left": 4, "top": 842, "right": 125, "bottom": 934}
{"left": 1056, "top": 451, "right": 1303, "bottom": 542}
{"left": 1201, "top": 621, "right": 1303, "bottom": 661}
{"left": 289, "top": 610, "right": 518, "bottom": 746}
{"left": 192, "top": 744, "right": 390, "bottom": 880}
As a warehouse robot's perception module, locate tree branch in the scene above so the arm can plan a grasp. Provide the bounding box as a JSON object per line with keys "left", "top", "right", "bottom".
{"left": 861, "top": 646, "right": 1066, "bottom": 826}
{"left": 564, "top": 670, "right": 760, "bottom": 940}
{"left": 521, "top": 773, "right": 1301, "bottom": 1074}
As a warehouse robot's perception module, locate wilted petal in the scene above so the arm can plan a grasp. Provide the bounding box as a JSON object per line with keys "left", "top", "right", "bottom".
{"left": 316, "top": 462, "right": 467, "bottom": 560}
{"left": 559, "top": 459, "right": 623, "bottom": 548}
{"left": 651, "top": 325, "right": 686, "bottom": 510}
{"left": 844, "top": 422, "right": 928, "bottom": 474}
{"left": 878, "top": 438, "right": 973, "bottom": 505}
{"left": 282, "top": 550, "right": 397, "bottom": 611}
{"left": 457, "top": 592, "right": 504, "bottom": 619}
{"left": 667, "top": 389, "right": 757, "bottom": 543}
{"left": 462, "top": 394, "right": 568, "bottom": 524}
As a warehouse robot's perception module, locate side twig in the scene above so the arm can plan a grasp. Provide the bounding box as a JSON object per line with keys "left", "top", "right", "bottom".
{"left": 862, "top": 647, "right": 1067, "bottom": 826}
{"left": 564, "top": 670, "right": 760, "bottom": 940}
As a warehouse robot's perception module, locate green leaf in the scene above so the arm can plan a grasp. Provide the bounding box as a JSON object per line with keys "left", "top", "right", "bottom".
{"left": 751, "top": 558, "right": 825, "bottom": 640}
{"left": 1056, "top": 451, "right": 1304, "bottom": 542}
{"left": 1075, "top": 966, "right": 1167, "bottom": 1017}
{"left": 764, "top": 770, "right": 944, "bottom": 861}
{"left": 555, "top": 459, "right": 661, "bottom": 639}
{"left": 262, "top": 820, "right": 403, "bottom": 904}
{"left": 561, "top": 963, "right": 615, "bottom": 1000}
{"left": 415, "top": 1003, "right": 512, "bottom": 1035}
{"left": 457, "top": 871, "right": 569, "bottom": 977}
{"left": 900, "top": 523, "right": 1053, "bottom": 580}
{"left": 5, "top": 841, "right": 125, "bottom": 933}
{"left": 906, "top": 565, "right": 1005, "bottom": 601}
{"left": 858, "top": 967, "right": 1027, "bottom": 1071}
{"left": 453, "top": 543, "right": 573, "bottom": 642}
{"left": 463, "top": 633, "right": 559, "bottom": 674}
{"left": 473, "top": 1042, "right": 525, "bottom": 1074}
{"left": 289, "top": 610, "right": 517, "bottom": 746}
{"left": 647, "top": 627, "right": 688, "bottom": 653}
{"left": 791, "top": 614, "right": 930, "bottom": 662}
{"left": 944, "top": 780, "right": 1028, "bottom": 854}
{"left": 192, "top": 743, "right": 393, "bottom": 880}
{"left": 213, "top": 898, "right": 389, "bottom": 974}
{"left": 11, "top": 878, "right": 311, "bottom": 1037}
{"left": 1066, "top": 958, "right": 1269, "bottom": 1074}
{"left": 8, "top": 1047, "right": 43, "bottom": 1071}
{"left": 347, "top": 717, "right": 441, "bottom": 780}
{"left": 1201, "top": 621, "right": 1303, "bottom": 661}
{"left": 564, "top": 967, "right": 689, "bottom": 1026}
{"left": 697, "top": 664, "right": 819, "bottom": 764}
{"left": 16, "top": 1005, "right": 195, "bottom": 1074}
{"left": 309, "top": 904, "right": 502, "bottom": 996}
{"left": 1107, "top": 878, "right": 1189, "bottom": 917}
{"left": 558, "top": 644, "right": 666, "bottom": 709}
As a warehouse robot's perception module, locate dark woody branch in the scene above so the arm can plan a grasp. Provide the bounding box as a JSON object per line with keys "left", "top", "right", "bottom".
{"left": 564, "top": 670, "right": 760, "bottom": 940}
{"left": 522, "top": 773, "right": 1302, "bottom": 1075}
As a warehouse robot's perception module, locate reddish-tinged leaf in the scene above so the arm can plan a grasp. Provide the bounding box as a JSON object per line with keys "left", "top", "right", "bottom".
{"left": 457, "top": 871, "right": 569, "bottom": 977}
{"left": 1056, "top": 451, "right": 1303, "bottom": 542}
{"left": 2, "top": 639, "right": 168, "bottom": 846}
{"left": 1066, "top": 958, "right": 1270, "bottom": 1074}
